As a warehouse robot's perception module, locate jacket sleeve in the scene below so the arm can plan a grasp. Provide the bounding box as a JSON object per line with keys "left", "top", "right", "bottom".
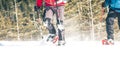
{"left": 104, "top": 0, "right": 110, "bottom": 7}
{"left": 36, "top": 0, "right": 43, "bottom": 7}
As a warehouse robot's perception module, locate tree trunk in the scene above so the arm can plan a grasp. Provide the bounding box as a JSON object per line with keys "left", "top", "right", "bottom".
{"left": 89, "top": 0, "right": 94, "bottom": 40}
{"left": 14, "top": 0, "right": 20, "bottom": 40}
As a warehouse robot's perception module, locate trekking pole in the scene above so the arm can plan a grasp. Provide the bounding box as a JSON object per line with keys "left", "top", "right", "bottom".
{"left": 39, "top": 0, "right": 46, "bottom": 39}
{"left": 35, "top": 0, "right": 46, "bottom": 39}
{"left": 100, "top": 7, "right": 107, "bottom": 45}
{"left": 100, "top": 8, "right": 105, "bottom": 22}
{"left": 52, "top": 0, "right": 60, "bottom": 43}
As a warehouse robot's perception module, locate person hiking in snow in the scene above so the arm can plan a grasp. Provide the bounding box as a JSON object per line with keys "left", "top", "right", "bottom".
{"left": 102, "top": 0, "right": 120, "bottom": 44}
{"left": 36, "top": 0, "right": 67, "bottom": 45}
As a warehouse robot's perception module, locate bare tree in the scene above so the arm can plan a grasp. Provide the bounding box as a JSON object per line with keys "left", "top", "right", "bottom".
{"left": 14, "top": 0, "right": 20, "bottom": 40}
{"left": 89, "top": 0, "right": 94, "bottom": 40}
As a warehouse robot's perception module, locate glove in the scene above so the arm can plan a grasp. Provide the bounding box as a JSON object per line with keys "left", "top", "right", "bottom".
{"left": 102, "top": 2, "right": 105, "bottom": 8}
{"left": 34, "top": 6, "right": 40, "bottom": 11}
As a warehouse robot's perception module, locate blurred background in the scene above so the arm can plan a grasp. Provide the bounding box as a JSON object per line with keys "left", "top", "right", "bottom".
{"left": 0, "top": 0, "right": 120, "bottom": 41}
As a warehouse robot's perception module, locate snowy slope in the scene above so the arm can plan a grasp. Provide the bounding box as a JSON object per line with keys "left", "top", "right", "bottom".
{"left": 0, "top": 40, "right": 120, "bottom": 80}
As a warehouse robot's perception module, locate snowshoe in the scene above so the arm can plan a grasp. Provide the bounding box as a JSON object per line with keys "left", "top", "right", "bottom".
{"left": 53, "top": 36, "right": 59, "bottom": 44}
{"left": 102, "top": 39, "right": 114, "bottom": 45}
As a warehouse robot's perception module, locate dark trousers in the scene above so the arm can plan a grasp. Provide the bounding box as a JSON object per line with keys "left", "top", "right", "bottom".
{"left": 106, "top": 9, "right": 120, "bottom": 40}
{"left": 44, "top": 6, "right": 65, "bottom": 40}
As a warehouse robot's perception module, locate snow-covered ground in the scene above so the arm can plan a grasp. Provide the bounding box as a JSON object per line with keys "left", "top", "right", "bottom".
{"left": 0, "top": 40, "right": 120, "bottom": 80}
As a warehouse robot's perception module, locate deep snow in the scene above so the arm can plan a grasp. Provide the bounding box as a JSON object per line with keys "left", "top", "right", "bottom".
{"left": 0, "top": 40, "right": 120, "bottom": 80}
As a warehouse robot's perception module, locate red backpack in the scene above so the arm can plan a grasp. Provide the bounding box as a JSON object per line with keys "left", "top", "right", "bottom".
{"left": 36, "top": 0, "right": 66, "bottom": 7}
{"left": 36, "top": 0, "right": 43, "bottom": 7}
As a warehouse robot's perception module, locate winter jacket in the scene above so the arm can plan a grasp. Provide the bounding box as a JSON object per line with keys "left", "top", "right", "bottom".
{"left": 36, "top": 0, "right": 66, "bottom": 7}
{"left": 103, "top": 0, "right": 120, "bottom": 12}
